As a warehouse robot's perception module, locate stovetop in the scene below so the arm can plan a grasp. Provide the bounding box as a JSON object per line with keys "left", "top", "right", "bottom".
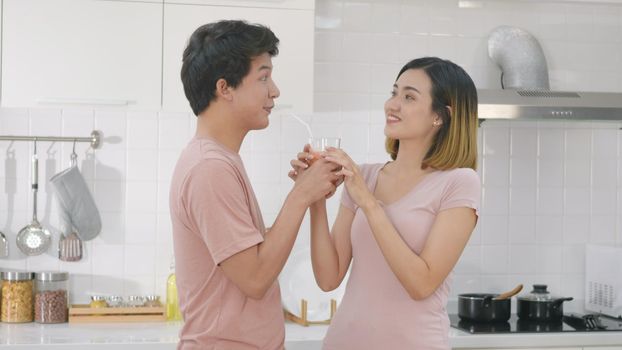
{"left": 450, "top": 313, "right": 622, "bottom": 334}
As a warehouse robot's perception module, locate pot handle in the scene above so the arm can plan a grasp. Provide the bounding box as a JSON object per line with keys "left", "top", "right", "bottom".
{"left": 482, "top": 295, "right": 493, "bottom": 308}
{"left": 552, "top": 297, "right": 574, "bottom": 309}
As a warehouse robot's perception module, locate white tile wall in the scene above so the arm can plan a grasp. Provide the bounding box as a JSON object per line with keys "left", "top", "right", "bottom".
{"left": 0, "top": 0, "right": 621, "bottom": 306}
{"left": 312, "top": 0, "right": 622, "bottom": 305}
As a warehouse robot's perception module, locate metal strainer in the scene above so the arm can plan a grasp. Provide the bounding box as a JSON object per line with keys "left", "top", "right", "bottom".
{"left": 16, "top": 141, "right": 51, "bottom": 256}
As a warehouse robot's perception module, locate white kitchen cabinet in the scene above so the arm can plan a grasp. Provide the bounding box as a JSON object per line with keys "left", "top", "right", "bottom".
{"left": 1, "top": 0, "right": 163, "bottom": 109}
{"left": 162, "top": 3, "right": 314, "bottom": 113}
{"left": 100, "top": 0, "right": 164, "bottom": 3}
{"left": 163, "top": 0, "right": 313, "bottom": 10}
{"left": 485, "top": 0, "right": 622, "bottom": 3}
{"left": 458, "top": 348, "right": 582, "bottom": 350}
{"left": 0, "top": 0, "right": 3, "bottom": 102}
{"left": 465, "top": 348, "right": 582, "bottom": 350}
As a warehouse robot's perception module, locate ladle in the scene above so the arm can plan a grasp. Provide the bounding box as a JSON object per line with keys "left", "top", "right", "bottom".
{"left": 0, "top": 230, "right": 7, "bottom": 257}
{"left": 16, "top": 141, "right": 51, "bottom": 256}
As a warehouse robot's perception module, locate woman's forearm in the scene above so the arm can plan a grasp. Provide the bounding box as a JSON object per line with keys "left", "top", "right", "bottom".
{"left": 309, "top": 199, "right": 341, "bottom": 291}
{"left": 361, "top": 201, "right": 433, "bottom": 299}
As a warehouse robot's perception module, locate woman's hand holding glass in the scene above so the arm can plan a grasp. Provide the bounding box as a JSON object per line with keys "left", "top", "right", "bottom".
{"left": 323, "top": 148, "right": 375, "bottom": 209}
{"left": 288, "top": 144, "right": 344, "bottom": 199}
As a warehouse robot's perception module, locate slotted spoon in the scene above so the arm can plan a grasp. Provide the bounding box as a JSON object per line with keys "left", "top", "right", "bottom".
{"left": 58, "top": 199, "right": 82, "bottom": 262}
{"left": 57, "top": 143, "right": 83, "bottom": 261}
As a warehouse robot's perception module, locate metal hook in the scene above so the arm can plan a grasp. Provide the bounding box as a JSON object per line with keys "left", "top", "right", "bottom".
{"left": 70, "top": 139, "right": 78, "bottom": 167}
{"left": 33, "top": 139, "right": 37, "bottom": 155}
{"left": 46, "top": 141, "right": 56, "bottom": 156}
{"left": 6, "top": 141, "right": 15, "bottom": 157}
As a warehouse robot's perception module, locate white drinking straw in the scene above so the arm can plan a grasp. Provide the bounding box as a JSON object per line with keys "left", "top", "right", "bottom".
{"left": 290, "top": 113, "right": 313, "bottom": 140}
{"left": 273, "top": 104, "right": 314, "bottom": 140}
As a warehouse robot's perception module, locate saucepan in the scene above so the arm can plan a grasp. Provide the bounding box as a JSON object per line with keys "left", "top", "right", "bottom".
{"left": 517, "top": 284, "right": 573, "bottom": 322}
{"left": 458, "top": 284, "right": 523, "bottom": 323}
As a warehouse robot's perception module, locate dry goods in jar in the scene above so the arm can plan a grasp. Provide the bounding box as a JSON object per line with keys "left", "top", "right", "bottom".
{"left": 35, "top": 290, "right": 67, "bottom": 323}
{"left": 1, "top": 280, "right": 34, "bottom": 323}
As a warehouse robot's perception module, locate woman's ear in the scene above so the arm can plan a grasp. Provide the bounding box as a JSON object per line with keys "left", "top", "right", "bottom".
{"left": 215, "top": 78, "right": 233, "bottom": 101}
{"left": 433, "top": 105, "right": 452, "bottom": 126}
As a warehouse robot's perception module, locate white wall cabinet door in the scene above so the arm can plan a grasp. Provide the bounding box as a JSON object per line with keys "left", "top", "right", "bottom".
{"left": 457, "top": 348, "right": 583, "bottom": 350}
{"left": 163, "top": 0, "right": 314, "bottom": 10}
{"left": 162, "top": 3, "right": 314, "bottom": 113}
{"left": 2, "top": 0, "right": 163, "bottom": 109}
{"left": 0, "top": 0, "right": 3, "bottom": 102}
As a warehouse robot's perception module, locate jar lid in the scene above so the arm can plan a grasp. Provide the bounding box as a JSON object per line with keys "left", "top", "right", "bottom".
{"left": 145, "top": 295, "right": 160, "bottom": 301}
{"left": 35, "top": 271, "right": 68, "bottom": 281}
{"left": 91, "top": 295, "right": 106, "bottom": 301}
{"left": 1, "top": 271, "right": 34, "bottom": 281}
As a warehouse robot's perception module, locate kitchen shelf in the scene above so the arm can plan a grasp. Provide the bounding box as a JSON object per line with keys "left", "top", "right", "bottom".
{"left": 68, "top": 304, "right": 166, "bottom": 323}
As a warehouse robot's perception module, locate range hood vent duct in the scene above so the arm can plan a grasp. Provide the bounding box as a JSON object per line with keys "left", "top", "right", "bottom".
{"left": 488, "top": 26, "right": 550, "bottom": 91}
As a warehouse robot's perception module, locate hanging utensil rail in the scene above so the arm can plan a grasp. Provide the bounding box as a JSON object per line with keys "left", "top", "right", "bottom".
{"left": 0, "top": 130, "right": 103, "bottom": 149}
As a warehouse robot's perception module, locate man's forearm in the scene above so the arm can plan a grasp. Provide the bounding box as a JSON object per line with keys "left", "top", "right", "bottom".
{"left": 254, "top": 190, "right": 309, "bottom": 292}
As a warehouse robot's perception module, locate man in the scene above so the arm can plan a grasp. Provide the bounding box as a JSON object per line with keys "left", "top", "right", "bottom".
{"left": 169, "top": 20, "right": 338, "bottom": 350}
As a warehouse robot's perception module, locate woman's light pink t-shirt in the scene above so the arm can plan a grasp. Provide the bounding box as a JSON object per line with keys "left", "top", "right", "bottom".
{"left": 169, "top": 136, "right": 284, "bottom": 350}
{"left": 323, "top": 163, "right": 481, "bottom": 350}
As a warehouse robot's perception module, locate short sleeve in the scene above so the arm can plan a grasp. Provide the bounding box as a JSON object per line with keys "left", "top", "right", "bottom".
{"left": 184, "top": 159, "right": 263, "bottom": 264}
{"left": 439, "top": 168, "right": 481, "bottom": 216}
{"left": 340, "top": 163, "right": 383, "bottom": 212}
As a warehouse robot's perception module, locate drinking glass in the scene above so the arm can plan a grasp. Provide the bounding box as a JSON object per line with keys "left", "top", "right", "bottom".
{"left": 307, "top": 137, "right": 341, "bottom": 165}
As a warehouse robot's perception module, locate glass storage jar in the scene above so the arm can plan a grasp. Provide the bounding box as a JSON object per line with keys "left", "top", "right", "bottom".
{"left": 1, "top": 271, "right": 34, "bottom": 323}
{"left": 34, "top": 272, "right": 68, "bottom": 323}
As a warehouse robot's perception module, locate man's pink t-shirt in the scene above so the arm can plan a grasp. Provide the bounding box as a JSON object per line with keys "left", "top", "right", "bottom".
{"left": 323, "top": 163, "right": 481, "bottom": 350}
{"left": 169, "top": 136, "right": 284, "bottom": 350}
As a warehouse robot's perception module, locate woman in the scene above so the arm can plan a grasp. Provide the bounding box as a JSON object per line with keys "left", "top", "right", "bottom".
{"left": 289, "top": 57, "right": 480, "bottom": 349}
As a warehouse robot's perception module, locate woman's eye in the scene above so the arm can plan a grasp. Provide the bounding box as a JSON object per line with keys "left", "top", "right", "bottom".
{"left": 405, "top": 95, "right": 414, "bottom": 100}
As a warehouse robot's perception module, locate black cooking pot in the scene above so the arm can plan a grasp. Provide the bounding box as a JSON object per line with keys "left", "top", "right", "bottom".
{"left": 458, "top": 293, "right": 511, "bottom": 322}
{"left": 517, "top": 284, "right": 573, "bottom": 322}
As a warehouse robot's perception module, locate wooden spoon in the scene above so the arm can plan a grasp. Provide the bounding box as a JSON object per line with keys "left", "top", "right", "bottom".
{"left": 493, "top": 284, "right": 523, "bottom": 300}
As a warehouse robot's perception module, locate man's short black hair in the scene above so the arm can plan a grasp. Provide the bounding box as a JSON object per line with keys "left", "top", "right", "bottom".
{"left": 181, "top": 20, "right": 279, "bottom": 116}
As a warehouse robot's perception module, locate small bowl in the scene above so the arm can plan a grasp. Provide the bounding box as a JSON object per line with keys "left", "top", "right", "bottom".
{"left": 126, "top": 295, "right": 145, "bottom": 307}
{"left": 106, "top": 295, "right": 124, "bottom": 307}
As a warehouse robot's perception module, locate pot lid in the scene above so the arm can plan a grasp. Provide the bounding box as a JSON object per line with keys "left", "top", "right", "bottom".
{"left": 519, "top": 284, "right": 556, "bottom": 301}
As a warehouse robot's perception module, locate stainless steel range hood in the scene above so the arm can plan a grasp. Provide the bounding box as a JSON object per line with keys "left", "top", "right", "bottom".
{"left": 480, "top": 26, "right": 622, "bottom": 123}
{"left": 477, "top": 89, "right": 622, "bottom": 122}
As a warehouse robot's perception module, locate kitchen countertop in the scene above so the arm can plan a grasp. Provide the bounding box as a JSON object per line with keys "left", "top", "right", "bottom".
{"left": 1, "top": 321, "right": 622, "bottom": 349}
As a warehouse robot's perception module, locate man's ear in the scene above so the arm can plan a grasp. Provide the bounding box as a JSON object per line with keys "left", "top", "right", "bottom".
{"left": 216, "top": 78, "right": 233, "bottom": 101}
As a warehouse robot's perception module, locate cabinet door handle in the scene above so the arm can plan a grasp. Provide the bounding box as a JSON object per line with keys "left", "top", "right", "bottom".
{"left": 37, "top": 98, "right": 135, "bottom": 106}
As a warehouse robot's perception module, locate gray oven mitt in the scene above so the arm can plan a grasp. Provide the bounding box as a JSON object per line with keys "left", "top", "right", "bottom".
{"left": 49, "top": 165, "right": 101, "bottom": 241}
